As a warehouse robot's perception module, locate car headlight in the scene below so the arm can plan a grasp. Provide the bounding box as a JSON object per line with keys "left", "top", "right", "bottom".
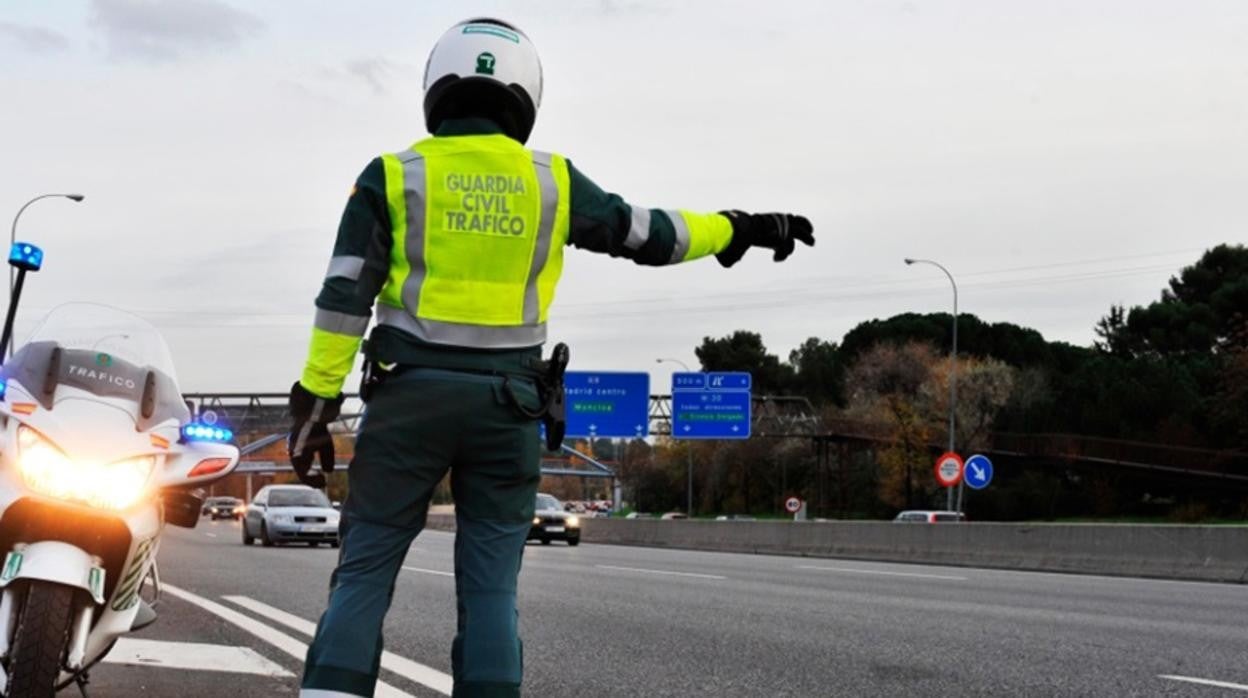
{"left": 567, "top": 516, "right": 580, "bottom": 528}
{"left": 17, "top": 426, "right": 155, "bottom": 511}
{"left": 271, "top": 514, "right": 294, "bottom": 524}
{"left": 533, "top": 516, "right": 541, "bottom": 525}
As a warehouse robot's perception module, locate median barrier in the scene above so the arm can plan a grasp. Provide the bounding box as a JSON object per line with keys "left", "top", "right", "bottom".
{"left": 422, "top": 512, "right": 1248, "bottom": 583}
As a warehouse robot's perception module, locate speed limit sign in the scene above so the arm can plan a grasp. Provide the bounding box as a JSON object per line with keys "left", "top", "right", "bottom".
{"left": 784, "top": 496, "right": 803, "bottom": 514}
{"left": 934, "top": 452, "right": 964, "bottom": 488}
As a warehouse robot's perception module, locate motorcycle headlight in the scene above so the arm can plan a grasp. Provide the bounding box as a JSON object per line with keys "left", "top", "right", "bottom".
{"left": 17, "top": 426, "right": 156, "bottom": 511}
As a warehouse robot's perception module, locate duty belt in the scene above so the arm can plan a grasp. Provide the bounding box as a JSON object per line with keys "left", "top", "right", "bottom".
{"left": 360, "top": 341, "right": 569, "bottom": 452}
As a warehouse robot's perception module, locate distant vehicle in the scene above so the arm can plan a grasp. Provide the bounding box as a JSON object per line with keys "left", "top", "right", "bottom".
{"left": 660, "top": 512, "right": 688, "bottom": 520}
{"left": 203, "top": 496, "right": 243, "bottom": 520}
{"left": 893, "top": 510, "right": 967, "bottom": 523}
{"left": 242, "top": 484, "right": 340, "bottom": 547}
{"left": 714, "top": 514, "right": 756, "bottom": 521}
{"left": 529, "top": 493, "right": 580, "bottom": 546}
{"left": 624, "top": 512, "right": 653, "bottom": 519}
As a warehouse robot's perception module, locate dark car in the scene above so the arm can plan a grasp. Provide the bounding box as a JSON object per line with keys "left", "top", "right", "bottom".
{"left": 528, "top": 493, "right": 580, "bottom": 546}
{"left": 203, "top": 496, "right": 243, "bottom": 520}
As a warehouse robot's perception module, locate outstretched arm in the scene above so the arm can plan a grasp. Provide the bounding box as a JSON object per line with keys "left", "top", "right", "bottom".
{"left": 565, "top": 161, "right": 813, "bottom": 268}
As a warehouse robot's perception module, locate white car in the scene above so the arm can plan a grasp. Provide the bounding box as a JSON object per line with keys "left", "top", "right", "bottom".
{"left": 242, "top": 484, "right": 340, "bottom": 547}
{"left": 893, "top": 510, "right": 966, "bottom": 523}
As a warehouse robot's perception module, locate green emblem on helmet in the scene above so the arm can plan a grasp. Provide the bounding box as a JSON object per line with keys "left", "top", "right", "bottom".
{"left": 476, "top": 52, "right": 496, "bottom": 76}
{"left": 96, "top": 353, "right": 112, "bottom": 367}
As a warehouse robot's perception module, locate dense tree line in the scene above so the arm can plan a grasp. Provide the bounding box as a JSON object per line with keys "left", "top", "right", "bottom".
{"left": 608, "top": 245, "right": 1248, "bottom": 521}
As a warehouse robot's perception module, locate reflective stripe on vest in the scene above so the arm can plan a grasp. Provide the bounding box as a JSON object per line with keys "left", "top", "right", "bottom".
{"left": 376, "top": 135, "right": 569, "bottom": 349}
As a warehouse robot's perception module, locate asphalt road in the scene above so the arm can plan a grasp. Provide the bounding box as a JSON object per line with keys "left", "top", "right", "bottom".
{"left": 82, "top": 518, "right": 1248, "bottom": 697}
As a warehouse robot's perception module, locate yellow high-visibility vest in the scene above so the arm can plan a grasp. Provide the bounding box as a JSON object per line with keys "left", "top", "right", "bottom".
{"left": 376, "top": 134, "right": 570, "bottom": 348}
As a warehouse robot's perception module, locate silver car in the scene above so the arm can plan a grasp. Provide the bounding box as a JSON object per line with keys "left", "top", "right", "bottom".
{"left": 242, "top": 484, "right": 340, "bottom": 547}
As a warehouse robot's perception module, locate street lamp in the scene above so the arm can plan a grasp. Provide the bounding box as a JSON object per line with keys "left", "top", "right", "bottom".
{"left": 656, "top": 357, "right": 694, "bottom": 515}
{"left": 10, "top": 193, "right": 84, "bottom": 296}
{"left": 904, "top": 257, "right": 959, "bottom": 512}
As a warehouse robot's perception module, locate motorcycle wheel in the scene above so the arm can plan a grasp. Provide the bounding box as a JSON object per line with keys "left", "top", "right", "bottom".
{"left": 6, "top": 582, "right": 75, "bottom": 698}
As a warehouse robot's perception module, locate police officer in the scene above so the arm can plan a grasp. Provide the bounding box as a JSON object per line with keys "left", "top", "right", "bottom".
{"left": 288, "top": 17, "right": 814, "bottom": 698}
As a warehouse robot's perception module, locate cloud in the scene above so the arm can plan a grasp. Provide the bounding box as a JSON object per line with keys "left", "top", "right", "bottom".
{"left": 345, "top": 58, "right": 396, "bottom": 95}
{"left": 89, "top": 0, "right": 262, "bottom": 62}
{"left": 0, "top": 22, "right": 71, "bottom": 53}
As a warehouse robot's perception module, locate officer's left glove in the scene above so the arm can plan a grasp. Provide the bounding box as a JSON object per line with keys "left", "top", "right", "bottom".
{"left": 715, "top": 211, "right": 815, "bottom": 268}
{"left": 288, "top": 381, "right": 345, "bottom": 489}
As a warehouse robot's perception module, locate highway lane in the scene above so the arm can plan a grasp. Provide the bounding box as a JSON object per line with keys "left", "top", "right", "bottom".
{"left": 84, "top": 518, "right": 1248, "bottom": 696}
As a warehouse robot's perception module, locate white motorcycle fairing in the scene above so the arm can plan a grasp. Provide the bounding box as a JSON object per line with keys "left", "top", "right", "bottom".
{"left": 0, "top": 304, "right": 239, "bottom": 694}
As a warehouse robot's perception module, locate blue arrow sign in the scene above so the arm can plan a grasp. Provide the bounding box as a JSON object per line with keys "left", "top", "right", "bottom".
{"left": 671, "top": 372, "right": 751, "bottom": 440}
{"left": 964, "top": 454, "right": 994, "bottom": 490}
{"left": 564, "top": 371, "right": 650, "bottom": 439}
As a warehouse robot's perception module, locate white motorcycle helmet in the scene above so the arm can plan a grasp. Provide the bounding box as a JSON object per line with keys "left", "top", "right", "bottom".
{"left": 424, "top": 18, "right": 543, "bottom": 143}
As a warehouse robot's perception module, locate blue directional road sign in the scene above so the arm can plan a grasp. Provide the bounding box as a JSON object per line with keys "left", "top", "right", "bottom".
{"left": 671, "top": 372, "right": 752, "bottom": 440}
{"left": 564, "top": 371, "right": 650, "bottom": 439}
{"left": 964, "top": 454, "right": 994, "bottom": 490}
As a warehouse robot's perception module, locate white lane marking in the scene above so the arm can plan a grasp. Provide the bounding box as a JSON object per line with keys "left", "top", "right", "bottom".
{"left": 103, "top": 638, "right": 292, "bottom": 677}
{"left": 205, "top": 533, "right": 218, "bottom": 538}
{"left": 224, "top": 595, "right": 454, "bottom": 696}
{"left": 1159, "top": 675, "right": 1248, "bottom": 692}
{"left": 795, "top": 565, "right": 968, "bottom": 581}
{"left": 161, "top": 584, "right": 415, "bottom": 698}
{"left": 402, "top": 566, "right": 454, "bottom": 578}
{"left": 595, "top": 565, "right": 727, "bottom": 580}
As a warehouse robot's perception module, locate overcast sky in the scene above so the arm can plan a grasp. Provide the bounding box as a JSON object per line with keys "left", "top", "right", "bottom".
{"left": 2, "top": 0, "right": 1245, "bottom": 392}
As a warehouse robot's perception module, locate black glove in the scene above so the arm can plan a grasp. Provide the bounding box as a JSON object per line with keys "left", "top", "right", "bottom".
{"left": 288, "top": 382, "right": 345, "bottom": 489}
{"left": 715, "top": 211, "right": 815, "bottom": 268}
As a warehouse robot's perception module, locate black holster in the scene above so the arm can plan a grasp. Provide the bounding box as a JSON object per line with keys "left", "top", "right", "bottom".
{"left": 539, "top": 343, "right": 569, "bottom": 451}
{"left": 502, "top": 342, "right": 569, "bottom": 452}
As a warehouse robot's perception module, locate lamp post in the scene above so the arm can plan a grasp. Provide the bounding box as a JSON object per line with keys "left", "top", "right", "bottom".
{"left": 9, "top": 194, "right": 84, "bottom": 357}
{"left": 904, "top": 257, "right": 959, "bottom": 512}
{"left": 656, "top": 357, "right": 694, "bottom": 515}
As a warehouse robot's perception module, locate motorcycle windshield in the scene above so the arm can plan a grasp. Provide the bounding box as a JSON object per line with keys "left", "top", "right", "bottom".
{"left": 3, "top": 303, "right": 187, "bottom": 429}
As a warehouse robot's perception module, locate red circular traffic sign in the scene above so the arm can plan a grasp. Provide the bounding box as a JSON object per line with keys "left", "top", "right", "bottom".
{"left": 784, "top": 496, "right": 803, "bottom": 514}
{"left": 934, "top": 452, "right": 964, "bottom": 487}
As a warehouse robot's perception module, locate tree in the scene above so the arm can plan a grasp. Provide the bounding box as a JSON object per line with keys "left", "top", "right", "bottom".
{"left": 695, "top": 331, "right": 795, "bottom": 394}
{"left": 788, "top": 337, "right": 844, "bottom": 406}
{"left": 924, "top": 356, "right": 1018, "bottom": 451}
{"left": 1094, "top": 304, "right": 1134, "bottom": 357}
{"left": 844, "top": 342, "right": 939, "bottom": 509}
{"left": 1116, "top": 244, "right": 1248, "bottom": 357}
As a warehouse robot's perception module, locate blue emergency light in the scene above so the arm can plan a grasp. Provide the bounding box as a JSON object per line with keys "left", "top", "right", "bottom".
{"left": 8, "top": 243, "right": 44, "bottom": 272}
{"left": 181, "top": 423, "right": 234, "bottom": 443}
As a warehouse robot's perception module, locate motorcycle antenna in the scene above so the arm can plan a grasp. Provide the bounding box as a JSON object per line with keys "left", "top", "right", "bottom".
{"left": 1, "top": 242, "right": 44, "bottom": 360}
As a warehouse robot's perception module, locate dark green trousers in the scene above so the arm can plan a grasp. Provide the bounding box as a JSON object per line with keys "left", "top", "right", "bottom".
{"left": 301, "top": 368, "right": 542, "bottom": 698}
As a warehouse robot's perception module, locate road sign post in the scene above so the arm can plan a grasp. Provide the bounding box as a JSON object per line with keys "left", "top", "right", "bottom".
{"left": 963, "top": 454, "right": 994, "bottom": 491}
{"left": 784, "top": 496, "right": 805, "bottom": 521}
{"left": 671, "top": 372, "right": 752, "bottom": 440}
{"left": 671, "top": 372, "right": 751, "bottom": 517}
{"left": 934, "top": 452, "right": 964, "bottom": 492}
{"left": 564, "top": 372, "right": 650, "bottom": 439}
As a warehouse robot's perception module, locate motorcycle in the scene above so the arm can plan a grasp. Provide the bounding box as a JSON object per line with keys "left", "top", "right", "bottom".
{"left": 0, "top": 245, "right": 239, "bottom": 696}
